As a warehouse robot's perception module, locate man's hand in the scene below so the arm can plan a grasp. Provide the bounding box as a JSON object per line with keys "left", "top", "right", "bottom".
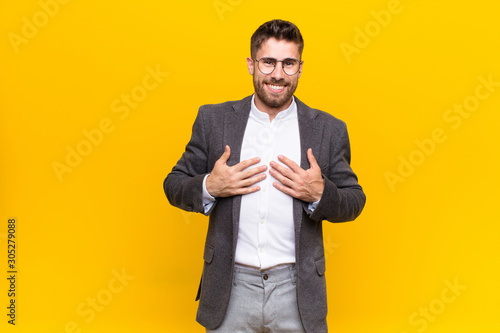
{"left": 269, "top": 148, "right": 324, "bottom": 202}
{"left": 206, "top": 145, "right": 267, "bottom": 198}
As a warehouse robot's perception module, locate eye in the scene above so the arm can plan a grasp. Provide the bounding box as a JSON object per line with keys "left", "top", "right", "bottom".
{"left": 262, "top": 58, "right": 276, "bottom": 66}
{"left": 284, "top": 59, "right": 297, "bottom": 67}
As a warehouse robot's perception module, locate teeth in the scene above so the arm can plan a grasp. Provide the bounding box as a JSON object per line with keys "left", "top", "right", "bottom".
{"left": 268, "top": 84, "right": 285, "bottom": 90}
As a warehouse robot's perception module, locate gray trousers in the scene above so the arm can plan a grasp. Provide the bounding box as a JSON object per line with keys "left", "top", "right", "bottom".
{"left": 206, "top": 264, "right": 306, "bottom": 333}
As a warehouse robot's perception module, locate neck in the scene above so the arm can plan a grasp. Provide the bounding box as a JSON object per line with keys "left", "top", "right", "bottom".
{"left": 254, "top": 95, "right": 293, "bottom": 122}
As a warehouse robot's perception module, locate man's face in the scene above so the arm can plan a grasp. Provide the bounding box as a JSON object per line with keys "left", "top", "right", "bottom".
{"left": 247, "top": 37, "right": 303, "bottom": 111}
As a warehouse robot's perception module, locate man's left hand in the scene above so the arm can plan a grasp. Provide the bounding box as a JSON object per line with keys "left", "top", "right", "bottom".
{"left": 269, "top": 148, "right": 324, "bottom": 203}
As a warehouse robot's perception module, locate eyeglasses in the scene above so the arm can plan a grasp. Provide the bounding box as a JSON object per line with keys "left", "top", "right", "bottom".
{"left": 254, "top": 57, "right": 302, "bottom": 76}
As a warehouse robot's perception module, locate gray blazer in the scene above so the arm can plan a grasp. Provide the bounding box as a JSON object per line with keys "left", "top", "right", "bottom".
{"left": 164, "top": 95, "right": 366, "bottom": 332}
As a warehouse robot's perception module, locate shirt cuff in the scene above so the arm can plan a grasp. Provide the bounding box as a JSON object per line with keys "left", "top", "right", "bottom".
{"left": 202, "top": 174, "right": 216, "bottom": 213}
{"left": 308, "top": 199, "right": 320, "bottom": 212}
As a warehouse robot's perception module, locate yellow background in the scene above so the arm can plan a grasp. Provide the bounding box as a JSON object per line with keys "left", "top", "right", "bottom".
{"left": 1, "top": 0, "right": 499, "bottom": 332}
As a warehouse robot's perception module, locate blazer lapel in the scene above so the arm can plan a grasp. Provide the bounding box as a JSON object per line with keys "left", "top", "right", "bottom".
{"left": 224, "top": 95, "right": 252, "bottom": 255}
{"left": 224, "top": 95, "right": 252, "bottom": 166}
{"left": 294, "top": 96, "right": 324, "bottom": 237}
{"left": 296, "top": 97, "right": 323, "bottom": 170}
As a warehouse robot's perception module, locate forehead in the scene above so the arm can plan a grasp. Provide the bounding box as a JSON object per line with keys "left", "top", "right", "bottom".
{"left": 256, "top": 37, "right": 300, "bottom": 59}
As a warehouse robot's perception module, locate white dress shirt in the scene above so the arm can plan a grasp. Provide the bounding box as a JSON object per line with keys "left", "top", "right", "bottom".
{"left": 202, "top": 95, "right": 318, "bottom": 270}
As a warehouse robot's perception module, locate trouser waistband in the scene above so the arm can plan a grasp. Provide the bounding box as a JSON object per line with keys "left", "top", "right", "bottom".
{"left": 233, "top": 263, "right": 296, "bottom": 284}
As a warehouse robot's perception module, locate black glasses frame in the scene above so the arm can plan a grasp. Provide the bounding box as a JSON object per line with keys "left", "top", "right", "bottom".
{"left": 254, "top": 57, "right": 303, "bottom": 76}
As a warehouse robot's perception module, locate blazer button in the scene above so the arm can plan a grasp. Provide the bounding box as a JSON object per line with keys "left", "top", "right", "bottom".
{"left": 263, "top": 274, "right": 268, "bottom": 280}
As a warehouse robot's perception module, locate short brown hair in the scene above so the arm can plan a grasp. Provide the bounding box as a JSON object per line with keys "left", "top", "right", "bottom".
{"left": 250, "top": 19, "right": 304, "bottom": 59}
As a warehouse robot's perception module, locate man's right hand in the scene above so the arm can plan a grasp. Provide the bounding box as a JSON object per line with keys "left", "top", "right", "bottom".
{"left": 206, "top": 145, "right": 267, "bottom": 198}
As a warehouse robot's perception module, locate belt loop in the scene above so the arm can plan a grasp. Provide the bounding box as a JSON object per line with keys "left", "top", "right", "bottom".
{"left": 290, "top": 265, "right": 297, "bottom": 284}
{"left": 232, "top": 266, "right": 240, "bottom": 287}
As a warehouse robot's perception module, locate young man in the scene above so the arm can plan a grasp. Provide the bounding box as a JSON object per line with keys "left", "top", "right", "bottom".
{"left": 164, "top": 19, "right": 366, "bottom": 333}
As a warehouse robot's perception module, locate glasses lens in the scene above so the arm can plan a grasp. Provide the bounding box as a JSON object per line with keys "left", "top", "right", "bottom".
{"left": 283, "top": 59, "right": 300, "bottom": 75}
{"left": 257, "top": 58, "right": 300, "bottom": 75}
{"left": 258, "top": 58, "right": 276, "bottom": 74}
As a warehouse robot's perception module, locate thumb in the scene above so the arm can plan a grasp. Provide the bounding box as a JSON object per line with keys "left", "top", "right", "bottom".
{"left": 219, "top": 145, "right": 231, "bottom": 164}
{"left": 307, "top": 148, "right": 319, "bottom": 169}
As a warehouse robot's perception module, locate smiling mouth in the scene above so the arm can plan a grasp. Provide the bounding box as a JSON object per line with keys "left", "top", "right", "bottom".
{"left": 266, "top": 83, "right": 286, "bottom": 93}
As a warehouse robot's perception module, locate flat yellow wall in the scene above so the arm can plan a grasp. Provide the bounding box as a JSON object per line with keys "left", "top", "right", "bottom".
{"left": 1, "top": 0, "right": 499, "bottom": 332}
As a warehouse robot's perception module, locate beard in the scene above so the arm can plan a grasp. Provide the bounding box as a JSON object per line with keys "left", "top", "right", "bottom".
{"left": 253, "top": 75, "right": 298, "bottom": 109}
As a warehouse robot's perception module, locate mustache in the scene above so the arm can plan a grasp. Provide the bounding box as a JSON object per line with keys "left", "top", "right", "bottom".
{"left": 265, "top": 79, "right": 287, "bottom": 85}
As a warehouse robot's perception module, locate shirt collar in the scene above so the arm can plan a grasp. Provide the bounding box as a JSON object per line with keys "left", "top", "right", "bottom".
{"left": 250, "top": 94, "right": 297, "bottom": 122}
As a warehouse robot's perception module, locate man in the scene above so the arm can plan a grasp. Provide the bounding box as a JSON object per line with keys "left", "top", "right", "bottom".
{"left": 164, "top": 19, "right": 366, "bottom": 332}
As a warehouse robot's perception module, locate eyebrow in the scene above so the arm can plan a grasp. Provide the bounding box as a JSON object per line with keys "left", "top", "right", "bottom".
{"left": 261, "top": 57, "right": 299, "bottom": 61}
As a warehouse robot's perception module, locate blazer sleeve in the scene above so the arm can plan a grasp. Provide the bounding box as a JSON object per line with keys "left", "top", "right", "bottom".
{"left": 163, "top": 107, "right": 214, "bottom": 215}
{"left": 309, "top": 121, "right": 366, "bottom": 223}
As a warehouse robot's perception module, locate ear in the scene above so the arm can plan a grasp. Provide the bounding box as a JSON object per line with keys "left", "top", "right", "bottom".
{"left": 298, "top": 60, "right": 304, "bottom": 79}
{"left": 247, "top": 57, "right": 254, "bottom": 75}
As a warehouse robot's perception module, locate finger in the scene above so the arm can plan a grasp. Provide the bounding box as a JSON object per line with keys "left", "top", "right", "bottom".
{"left": 235, "top": 185, "right": 261, "bottom": 195}
{"left": 241, "top": 164, "right": 267, "bottom": 179}
{"left": 277, "top": 154, "right": 302, "bottom": 173}
{"left": 270, "top": 161, "right": 296, "bottom": 180}
{"left": 236, "top": 156, "right": 261, "bottom": 171}
{"left": 240, "top": 172, "right": 267, "bottom": 187}
{"left": 272, "top": 181, "right": 298, "bottom": 198}
{"left": 307, "top": 148, "right": 319, "bottom": 169}
{"left": 269, "top": 168, "right": 293, "bottom": 188}
{"left": 218, "top": 145, "right": 231, "bottom": 164}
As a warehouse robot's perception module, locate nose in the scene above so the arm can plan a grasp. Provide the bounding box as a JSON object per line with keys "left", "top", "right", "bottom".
{"left": 271, "top": 62, "right": 285, "bottom": 80}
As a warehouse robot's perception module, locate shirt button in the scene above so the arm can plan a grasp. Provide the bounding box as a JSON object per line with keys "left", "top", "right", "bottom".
{"left": 263, "top": 274, "right": 268, "bottom": 280}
